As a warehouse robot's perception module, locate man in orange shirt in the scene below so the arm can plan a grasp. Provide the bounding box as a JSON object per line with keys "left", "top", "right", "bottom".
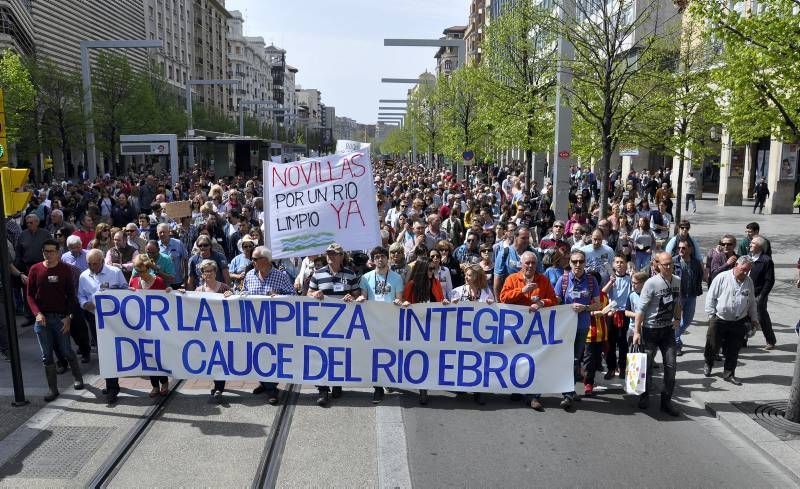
{"left": 499, "top": 251, "right": 558, "bottom": 312}
{"left": 499, "top": 251, "right": 558, "bottom": 411}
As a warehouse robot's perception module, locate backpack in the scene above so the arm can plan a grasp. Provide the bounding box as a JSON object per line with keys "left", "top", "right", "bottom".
{"left": 559, "top": 272, "right": 597, "bottom": 306}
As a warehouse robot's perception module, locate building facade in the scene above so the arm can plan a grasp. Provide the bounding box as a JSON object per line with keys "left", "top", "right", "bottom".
{"left": 464, "top": 0, "right": 489, "bottom": 65}
{"left": 226, "top": 10, "right": 272, "bottom": 122}
{"left": 434, "top": 25, "right": 466, "bottom": 76}
{"left": 0, "top": 0, "right": 35, "bottom": 56}
{"left": 192, "top": 0, "right": 230, "bottom": 114}
{"left": 296, "top": 87, "right": 321, "bottom": 126}
{"left": 143, "top": 0, "right": 193, "bottom": 90}
{"left": 32, "top": 0, "right": 148, "bottom": 72}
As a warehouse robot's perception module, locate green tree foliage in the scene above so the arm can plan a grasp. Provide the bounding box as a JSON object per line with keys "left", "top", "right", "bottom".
{"left": 560, "top": 0, "right": 681, "bottom": 216}
{"left": 632, "top": 19, "right": 720, "bottom": 230}
{"left": 481, "top": 0, "right": 558, "bottom": 185}
{"left": 407, "top": 76, "right": 443, "bottom": 165}
{"left": 380, "top": 126, "right": 412, "bottom": 156}
{"left": 0, "top": 50, "right": 36, "bottom": 151}
{"left": 439, "top": 65, "right": 487, "bottom": 162}
{"left": 28, "top": 56, "right": 84, "bottom": 174}
{"left": 691, "top": 0, "right": 800, "bottom": 143}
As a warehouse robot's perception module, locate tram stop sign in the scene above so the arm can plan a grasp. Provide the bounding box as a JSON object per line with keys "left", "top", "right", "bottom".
{"left": 463, "top": 150, "right": 474, "bottom": 166}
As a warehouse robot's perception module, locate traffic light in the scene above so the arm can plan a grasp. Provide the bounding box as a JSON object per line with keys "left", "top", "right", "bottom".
{"left": 0, "top": 88, "right": 8, "bottom": 167}
{"left": 0, "top": 167, "right": 31, "bottom": 217}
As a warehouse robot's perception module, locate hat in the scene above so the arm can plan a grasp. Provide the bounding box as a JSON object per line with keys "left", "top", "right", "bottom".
{"left": 326, "top": 242, "right": 344, "bottom": 254}
{"left": 241, "top": 235, "right": 257, "bottom": 245}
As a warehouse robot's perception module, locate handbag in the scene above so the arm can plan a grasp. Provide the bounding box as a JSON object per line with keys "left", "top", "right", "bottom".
{"left": 625, "top": 344, "right": 647, "bottom": 395}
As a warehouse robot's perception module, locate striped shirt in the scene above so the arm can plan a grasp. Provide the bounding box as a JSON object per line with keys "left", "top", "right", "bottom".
{"left": 308, "top": 265, "right": 360, "bottom": 297}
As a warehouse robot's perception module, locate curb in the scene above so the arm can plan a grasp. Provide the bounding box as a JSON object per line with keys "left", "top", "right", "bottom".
{"left": 691, "top": 391, "right": 800, "bottom": 485}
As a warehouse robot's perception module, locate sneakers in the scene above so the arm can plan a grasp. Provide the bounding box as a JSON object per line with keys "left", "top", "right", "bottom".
{"left": 763, "top": 344, "right": 775, "bottom": 351}
{"left": 703, "top": 364, "right": 712, "bottom": 377}
{"left": 722, "top": 371, "right": 742, "bottom": 385}
{"left": 559, "top": 396, "right": 573, "bottom": 410}
{"left": 372, "top": 387, "right": 385, "bottom": 404}
{"left": 530, "top": 399, "right": 544, "bottom": 411}
{"left": 211, "top": 389, "right": 223, "bottom": 402}
{"left": 583, "top": 384, "right": 594, "bottom": 397}
{"left": 316, "top": 390, "right": 330, "bottom": 407}
{"left": 267, "top": 390, "right": 280, "bottom": 405}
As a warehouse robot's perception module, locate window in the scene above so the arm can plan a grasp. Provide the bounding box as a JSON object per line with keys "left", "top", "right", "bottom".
{"left": 444, "top": 60, "right": 452, "bottom": 71}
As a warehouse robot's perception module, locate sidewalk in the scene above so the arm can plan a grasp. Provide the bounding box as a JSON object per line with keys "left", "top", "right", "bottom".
{"left": 671, "top": 194, "right": 800, "bottom": 482}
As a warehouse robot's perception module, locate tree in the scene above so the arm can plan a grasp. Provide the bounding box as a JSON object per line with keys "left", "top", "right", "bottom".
{"left": 481, "top": 0, "right": 558, "bottom": 187}
{"left": 439, "top": 65, "right": 487, "bottom": 163}
{"left": 633, "top": 18, "right": 720, "bottom": 232}
{"left": 559, "top": 0, "right": 681, "bottom": 216}
{"left": 408, "top": 76, "right": 444, "bottom": 167}
{"left": 380, "top": 126, "right": 412, "bottom": 156}
{"left": 0, "top": 50, "right": 36, "bottom": 160}
{"left": 691, "top": 0, "right": 800, "bottom": 143}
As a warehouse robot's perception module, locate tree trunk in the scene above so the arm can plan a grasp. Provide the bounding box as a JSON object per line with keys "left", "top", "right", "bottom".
{"left": 524, "top": 119, "right": 533, "bottom": 190}
{"left": 673, "top": 143, "right": 686, "bottom": 235}
{"left": 786, "top": 334, "right": 800, "bottom": 423}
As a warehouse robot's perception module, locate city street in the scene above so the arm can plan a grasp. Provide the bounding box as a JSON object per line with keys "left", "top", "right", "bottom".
{"left": 0, "top": 196, "right": 798, "bottom": 488}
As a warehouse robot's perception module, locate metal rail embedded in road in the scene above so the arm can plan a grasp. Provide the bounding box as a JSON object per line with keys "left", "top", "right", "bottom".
{"left": 86, "top": 381, "right": 300, "bottom": 488}
{"left": 88, "top": 379, "right": 185, "bottom": 488}
{"left": 252, "top": 384, "right": 300, "bottom": 489}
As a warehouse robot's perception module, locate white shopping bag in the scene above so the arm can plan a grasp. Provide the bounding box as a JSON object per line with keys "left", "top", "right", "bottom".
{"left": 625, "top": 346, "right": 647, "bottom": 395}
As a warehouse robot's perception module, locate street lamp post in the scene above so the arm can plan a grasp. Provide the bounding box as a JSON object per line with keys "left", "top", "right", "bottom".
{"left": 552, "top": 0, "right": 576, "bottom": 219}
{"left": 81, "top": 39, "right": 162, "bottom": 179}
{"left": 186, "top": 79, "right": 239, "bottom": 167}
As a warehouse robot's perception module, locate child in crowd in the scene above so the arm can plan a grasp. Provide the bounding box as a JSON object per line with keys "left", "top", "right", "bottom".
{"left": 603, "top": 254, "right": 633, "bottom": 379}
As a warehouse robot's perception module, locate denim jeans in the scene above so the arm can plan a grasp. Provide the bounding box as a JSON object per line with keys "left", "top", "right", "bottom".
{"left": 642, "top": 327, "right": 677, "bottom": 399}
{"left": 34, "top": 313, "right": 76, "bottom": 366}
{"left": 634, "top": 251, "right": 651, "bottom": 272}
{"left": 676, "top": 295, "right": 697, "bottom": 348}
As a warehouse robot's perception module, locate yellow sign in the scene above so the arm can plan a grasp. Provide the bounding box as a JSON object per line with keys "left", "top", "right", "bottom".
{"left": 0, "top": 88, "right": 8, "bottom": 167}
{"left": 0, "top": 167, "right": 31, "bottom": 217}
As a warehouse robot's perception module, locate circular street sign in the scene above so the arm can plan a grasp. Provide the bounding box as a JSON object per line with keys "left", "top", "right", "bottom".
{"left": 558, "top": 150, "right": 570, "bottom": 158}
{"left": 463, "top": 150, "right": 474, "bottom": 161}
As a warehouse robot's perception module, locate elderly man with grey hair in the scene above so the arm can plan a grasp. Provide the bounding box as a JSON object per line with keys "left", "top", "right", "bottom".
{"left": 46, "top": 209, "right": 64, "bottom": 234}
{"left": 704, "top": 255, "right": 760, "bottom": 385}
{"left": 78, "top": 249, "right": 127, "bottom": 405}
{"left": 245, "top": 245, "right": 295, "bottom": 405}
{"left": 62, "top": 235, "right": 89, "bottom": 272}
{"left": 748, "top": 236, "right": 776, "bottom": 350}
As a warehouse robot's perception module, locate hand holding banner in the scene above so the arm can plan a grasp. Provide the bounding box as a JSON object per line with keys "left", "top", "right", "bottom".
{"left": 263, "top": 150, "right": 380, "bottom": 258}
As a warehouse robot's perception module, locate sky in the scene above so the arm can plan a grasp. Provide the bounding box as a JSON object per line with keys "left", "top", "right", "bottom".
{"left": 225, "top": 0, "right": 470, "bottom": 125}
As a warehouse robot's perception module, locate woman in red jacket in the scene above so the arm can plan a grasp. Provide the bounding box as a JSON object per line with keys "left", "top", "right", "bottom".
{"left": 402, "top": 257, "right": 449, "bottom": 405}
{"left": 129, "top": 254, "right": 171, "bottom": 398}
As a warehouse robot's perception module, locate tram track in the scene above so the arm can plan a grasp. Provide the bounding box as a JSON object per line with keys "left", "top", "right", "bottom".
{"left": 87, "top": 381, "right": 299, "bottom": 488}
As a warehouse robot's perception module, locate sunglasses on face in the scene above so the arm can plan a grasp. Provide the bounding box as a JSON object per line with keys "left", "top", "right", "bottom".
{"left": 571, "top": 259, "right": 585, "bottom": 264}
{"left": 198, "top": 244, "right": 210, "bottom": 248}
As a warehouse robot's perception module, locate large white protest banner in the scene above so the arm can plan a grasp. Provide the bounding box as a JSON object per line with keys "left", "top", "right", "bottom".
{"left": 95, "top": 291, "right": 578, "bottom": 394}
{"left": 263, "top": 150, "right": 380, "bottom": 259}
{"left": 335, "top": 139, "right": 371, "bottom": 154}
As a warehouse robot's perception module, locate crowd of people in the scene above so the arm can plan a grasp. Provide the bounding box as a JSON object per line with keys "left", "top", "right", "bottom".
{"left": 0, "top": 158, "right": 791, "bottom": 414}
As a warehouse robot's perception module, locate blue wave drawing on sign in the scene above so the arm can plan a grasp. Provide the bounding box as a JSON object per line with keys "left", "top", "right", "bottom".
{"left": 280, "top": 232, "right": 335, "bottom": 252}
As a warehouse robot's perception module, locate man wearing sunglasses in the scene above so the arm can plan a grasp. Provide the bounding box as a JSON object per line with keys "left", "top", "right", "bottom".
{"left": 633, "top": 251, "right": 682, "bottom": 416}
{"left": 552, "top": 250, "right": 601, "bottom": 410}
{"left": 665, "top": 220, "right": 702, "bottom": 261}
{"left": 705, "top": 234, "right": 738, "bottom": 287}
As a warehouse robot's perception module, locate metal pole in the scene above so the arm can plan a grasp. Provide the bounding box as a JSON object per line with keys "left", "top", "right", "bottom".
{"left": 80, "top": 44, "right": 95, "bottom": 179}
{"left": 0, "top": 192, "right": 28, "bottom": 406}
{"left": 239, "top": 104, "right": 245, "bottom": 137}
{"left": 552, "top": 0, "right": 575, "bottom": 220}
{"left": 186, "top": 84, "right": 194, "bottom": 167}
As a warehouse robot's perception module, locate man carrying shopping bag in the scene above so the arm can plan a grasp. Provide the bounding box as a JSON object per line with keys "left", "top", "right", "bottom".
{"left": 625, "top": 345, "right": 647, "bottom": 396}
{"left": 633, "top": 251, "right": 681, "bottom": 416}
